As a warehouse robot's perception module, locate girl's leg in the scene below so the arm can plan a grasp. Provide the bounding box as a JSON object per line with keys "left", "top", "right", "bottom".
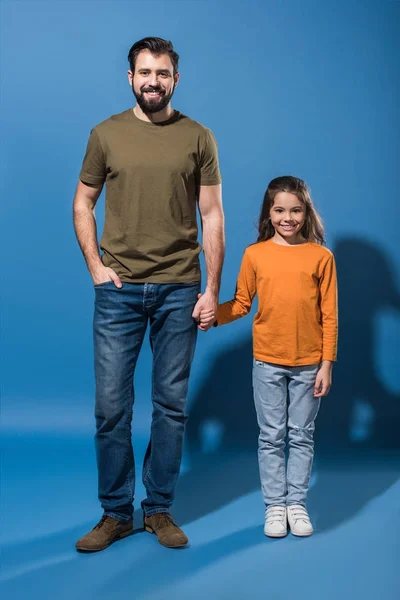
{"left": 252, "top": 360, "right": 288, "bottom": 506}
{"left": 286, "top": 365, "right": 320, "bottom": 507}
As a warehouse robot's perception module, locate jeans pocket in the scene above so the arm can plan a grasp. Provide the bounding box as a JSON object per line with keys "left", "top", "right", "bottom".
{"left": 94, "top": 281, "right": 115, "bottom": 289}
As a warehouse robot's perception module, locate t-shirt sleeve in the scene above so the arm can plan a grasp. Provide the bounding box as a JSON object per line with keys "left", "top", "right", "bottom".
{"left": 198, "top": 128, "right": 222, "bottom": 186}
{"left": 79, "top": 128, "right": 107, "bottom": 186}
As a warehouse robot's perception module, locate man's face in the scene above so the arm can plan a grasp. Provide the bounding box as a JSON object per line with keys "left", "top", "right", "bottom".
{"left": 128, "top": 50, "right": 179, "bottom": 114}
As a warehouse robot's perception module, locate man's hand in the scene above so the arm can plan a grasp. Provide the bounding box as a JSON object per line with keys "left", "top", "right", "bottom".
{"left": 314, "top": 361, "right": 333, "bottom": 397}
{"left": 92, "top": 265, "right": 122, "bottom": 288}
{"left": 192, "top": 291, "right": 217, "bottom": 331}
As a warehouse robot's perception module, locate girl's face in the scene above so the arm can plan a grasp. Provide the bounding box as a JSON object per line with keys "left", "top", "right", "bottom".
{"left": 269, "top": 191, "right": 306, "bottom": 243}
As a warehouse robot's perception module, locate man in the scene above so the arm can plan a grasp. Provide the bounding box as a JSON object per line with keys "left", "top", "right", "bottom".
{"left": 73, "top": 37, "right": 224, "bottom": 551}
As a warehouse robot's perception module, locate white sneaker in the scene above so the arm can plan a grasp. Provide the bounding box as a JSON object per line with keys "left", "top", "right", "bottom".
{"left": 264, "top": 506, "right": 287, "bottom": 538}
{"left": 287, "top": 505, "right": 313, "bottom": 536}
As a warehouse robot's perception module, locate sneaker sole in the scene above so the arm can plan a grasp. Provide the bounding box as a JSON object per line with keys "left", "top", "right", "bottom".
{"left": 289, "top": 529, "right": 313, "bottom": 537}
{"left": 264, "top": 530, "right": 288, "bottom": 538}
{"left": 144, "top": 525, "right": 188, "bottom": 548}
{"left": 75, "top": 527, "right": 133, "bottom": 552}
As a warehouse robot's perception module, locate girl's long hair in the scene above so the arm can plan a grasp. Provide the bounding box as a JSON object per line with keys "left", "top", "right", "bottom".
{"left": 257, "top": 176, "right": 325, "bottom": 245}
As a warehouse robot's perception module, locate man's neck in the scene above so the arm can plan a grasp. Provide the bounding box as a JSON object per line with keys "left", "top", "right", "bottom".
{"left": 133, "top": 104, "right": 175, "bottom": 124}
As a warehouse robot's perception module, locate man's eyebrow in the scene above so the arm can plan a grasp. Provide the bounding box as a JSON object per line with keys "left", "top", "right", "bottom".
{"left": 137, "top": 68, "right": 172, "bottom": 73}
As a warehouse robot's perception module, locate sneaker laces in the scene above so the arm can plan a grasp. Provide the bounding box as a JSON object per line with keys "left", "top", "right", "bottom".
{"left": 288, "top": 506, "right": 310, "bottom": 523}
{"left": 265, "top": 506, "right": 286, "bottom": 523}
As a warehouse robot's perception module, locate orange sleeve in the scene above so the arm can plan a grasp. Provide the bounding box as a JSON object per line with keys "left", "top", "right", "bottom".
{"left": 217, "top": 250, "right": 256, "bottom": 326}
{"left": 320, "top": 254, "right": 338, "bottom": 361}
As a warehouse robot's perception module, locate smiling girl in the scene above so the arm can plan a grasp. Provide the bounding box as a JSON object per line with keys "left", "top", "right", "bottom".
{"left": 212, "top": 176, "right": 338, "bottom": 538}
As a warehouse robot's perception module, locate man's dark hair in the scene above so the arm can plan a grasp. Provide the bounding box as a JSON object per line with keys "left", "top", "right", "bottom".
{"left": 128, "top": 37, "right": 179, "bottom": 74}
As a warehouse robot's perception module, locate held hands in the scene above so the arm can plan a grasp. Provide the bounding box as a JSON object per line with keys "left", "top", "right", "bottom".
{"left": 314, "top": 361, "right": 333, "bottom": 397}
{"left": 192, "top": 292, "right": 217, "bottom": 332}
{"left": 92, "top": 266, "right": 122, "bottom": 288}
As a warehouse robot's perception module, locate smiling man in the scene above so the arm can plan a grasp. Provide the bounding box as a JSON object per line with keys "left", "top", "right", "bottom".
{"left": 73, "top": 37, "right": 224, "bottom": 551}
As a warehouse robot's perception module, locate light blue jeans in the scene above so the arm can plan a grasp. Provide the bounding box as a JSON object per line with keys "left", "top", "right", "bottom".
{"left": 252, "top": 360, "right": 321, "bottom": 507}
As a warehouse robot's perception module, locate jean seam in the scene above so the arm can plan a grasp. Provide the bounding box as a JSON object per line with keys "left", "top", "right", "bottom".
{"left": 143, "top": 337, "right": 155, "bottom": 488}
{"left": 143, "top": 445, "right": 153, "bottom": 486}
{"left": 124, "top": 399, "right": 134, "bottom": 500}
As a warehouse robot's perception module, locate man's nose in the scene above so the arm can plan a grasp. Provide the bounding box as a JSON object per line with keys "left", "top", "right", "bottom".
{"left": 148, "top": 73, "right": 158, "bottom": 87}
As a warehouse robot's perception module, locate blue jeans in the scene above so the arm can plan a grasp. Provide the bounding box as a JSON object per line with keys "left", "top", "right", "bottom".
{"left": 252, "top": 360, "right": 320, "bottom": 507}
{"left": 93, "top": 281, "right": 200, "bottom": 521}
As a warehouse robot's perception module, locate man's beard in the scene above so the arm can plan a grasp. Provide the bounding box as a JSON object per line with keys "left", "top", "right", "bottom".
{"left": 133, "top": 84, "right": 175, "bottom": 114}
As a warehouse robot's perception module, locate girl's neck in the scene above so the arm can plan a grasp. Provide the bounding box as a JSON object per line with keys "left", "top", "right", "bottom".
{"left": 272, "top": 232, "right": 308, "bottom": 247}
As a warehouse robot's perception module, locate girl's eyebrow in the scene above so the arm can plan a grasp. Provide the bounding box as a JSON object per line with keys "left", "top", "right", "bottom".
{"left": 273, "top": 205, "right": 303, "bottom": 209}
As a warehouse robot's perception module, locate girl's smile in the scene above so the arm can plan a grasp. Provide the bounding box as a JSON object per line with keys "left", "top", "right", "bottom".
{"left": 270, "top": 192, "right": 306, "bottom": 245}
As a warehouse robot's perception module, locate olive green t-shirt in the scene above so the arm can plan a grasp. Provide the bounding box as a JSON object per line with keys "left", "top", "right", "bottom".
{"left": 79, "top": 109, "right": 221, "bottom": 283}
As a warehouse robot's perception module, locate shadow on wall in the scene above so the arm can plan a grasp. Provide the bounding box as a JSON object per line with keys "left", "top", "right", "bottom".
{"left": 316, "top": 237, "right": 400, "bottom": 452}
{"left": 175, "top": 237, "right": 400, "bottom": 525}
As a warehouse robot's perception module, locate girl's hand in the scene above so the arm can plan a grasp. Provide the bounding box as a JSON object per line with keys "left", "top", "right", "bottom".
{"left": 199, "top": 309, "right": 216, "bottom": 330}
{"left": 314, "top": 361, "right": 333, "bottom": 397}
{"left": 193, "top": 292, "right": 217, "bottom": 331}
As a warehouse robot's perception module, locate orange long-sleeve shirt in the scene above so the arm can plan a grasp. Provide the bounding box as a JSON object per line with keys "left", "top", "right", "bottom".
{"left": 217, "top": 239, "right": 338, "bottom": 366}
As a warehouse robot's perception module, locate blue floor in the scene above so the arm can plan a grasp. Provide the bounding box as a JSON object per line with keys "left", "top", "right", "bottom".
{"left": 1, "top": 432, "right": 399, "bottom": 600}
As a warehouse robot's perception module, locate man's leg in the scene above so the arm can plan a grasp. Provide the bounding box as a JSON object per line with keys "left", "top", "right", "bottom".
{"left": 141, "top": 282, "right": 199, "bottom": 514}
{"left": 76, "top": 282, "right": 147, "bottom": 551}
{"left": 141, "top": 283, "right": 198, "bottom": 546}
{"left": 94, "top": 282, "right": 147, "bottom": 521}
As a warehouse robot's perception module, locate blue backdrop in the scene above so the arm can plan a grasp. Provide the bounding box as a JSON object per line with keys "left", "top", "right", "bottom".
{"left": 2, "top": 0, "right": 399, "bottom": 440}
{"left": 1, "top": 2, "right": 399, "bottom": 599}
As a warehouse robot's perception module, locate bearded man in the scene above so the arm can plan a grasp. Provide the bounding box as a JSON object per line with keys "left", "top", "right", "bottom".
{"left": 73, "top": 37, "right": 224, "bottom": 552}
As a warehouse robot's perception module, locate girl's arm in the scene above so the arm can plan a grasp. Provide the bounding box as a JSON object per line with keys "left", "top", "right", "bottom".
{"left": 216, "top": 249, "right": 256, "bottom": 326}
{"left": 314, "top": 253, "right": 338, "bottom": 397}
{"left": 320, "top": 253, "right": 338, "bottom": 362}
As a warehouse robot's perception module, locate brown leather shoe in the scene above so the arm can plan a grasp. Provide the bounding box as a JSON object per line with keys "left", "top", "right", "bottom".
{"left": 75, "top": 515, "right": 133, "bottom": 552}
{"left": 144, "top": 513, "right": 188, "bottom": 548}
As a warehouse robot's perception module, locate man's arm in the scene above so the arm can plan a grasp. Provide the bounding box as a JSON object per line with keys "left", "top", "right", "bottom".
{"left": 192, "top": 183, "right": 225, "bottom": 330}
{"left": 73, "top": 180, "right": 122, "bottom": 287}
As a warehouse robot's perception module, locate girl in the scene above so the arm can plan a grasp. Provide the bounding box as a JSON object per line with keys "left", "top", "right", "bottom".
{"left": 204, "top": 176, "right": 338, "bottom": 538}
